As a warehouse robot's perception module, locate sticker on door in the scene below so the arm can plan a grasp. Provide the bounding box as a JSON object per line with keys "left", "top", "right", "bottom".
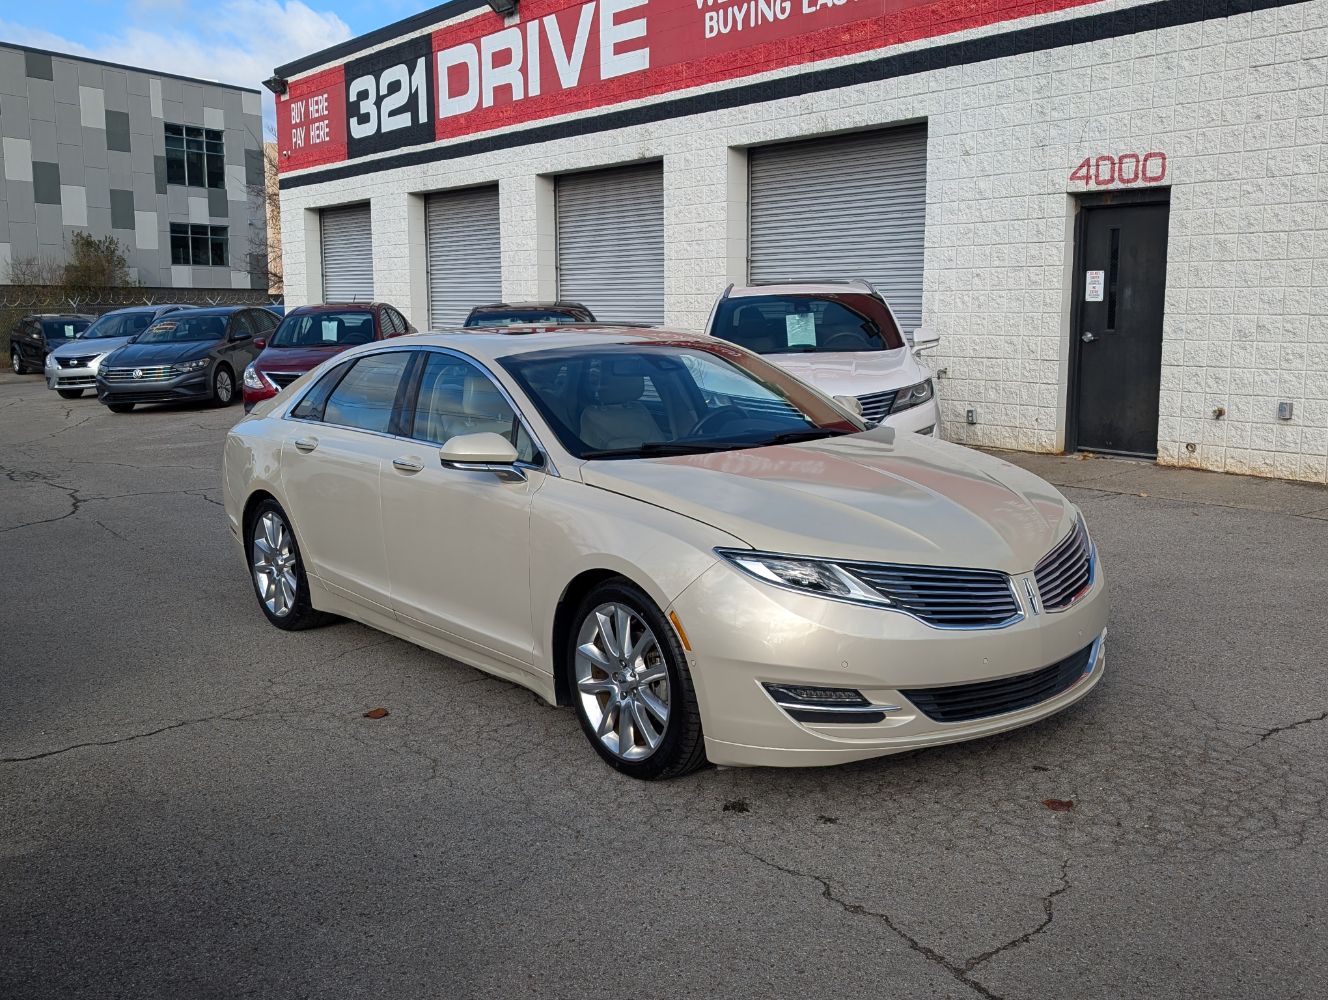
{"left": 1085, "top": 270, "right": 1105, "bottom": 302}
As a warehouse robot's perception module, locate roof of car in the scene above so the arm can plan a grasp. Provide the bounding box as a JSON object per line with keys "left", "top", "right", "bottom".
{"left": 159, "top": 306, "right": 247, "bottom": 317}
{"left": 27, "top": 313, "right": 94, "bottom": 320}
{"left": 726, "top": 281, "right": 877, "bottom": 298}
{"left": 300, "top": 302, "right": 386, "bottom": 312}
{"left": 400, "top": 325, "right": 707, "bottom": 361}
{"left": 469, "top": 301, "right": 589, "bottom": 311}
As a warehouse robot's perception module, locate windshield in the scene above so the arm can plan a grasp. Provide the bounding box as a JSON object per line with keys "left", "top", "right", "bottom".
{"left": 42, "top": 319, "right": 90, "bottom": 342}
{"left": 711, "top": 294, "right": 905, "bottom": 354}
{"left": 137, "top": 314, "right": 228, "bottom": 343}
{"left": 500, "top": 341, "right": 861, "bottom": 460}
{"left": 271, "top": 311, "right": 375, "bottom": 347}
{"left": 81, "top": 311, "right": 158, "bottom": 340}
{"left": 466, "top": 308, "right": 590, "bottom": 327}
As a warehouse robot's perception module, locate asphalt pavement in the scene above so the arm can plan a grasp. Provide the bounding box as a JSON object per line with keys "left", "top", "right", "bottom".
{"left": 2, "top": 368, "right": 1326, "bottom": 1000}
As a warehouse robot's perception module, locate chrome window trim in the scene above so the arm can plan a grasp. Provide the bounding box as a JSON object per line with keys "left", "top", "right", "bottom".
{"left": 280, "top": 344, "right": 560, "bottom": 478}
{"left": 716, "top": 547, "right": 1025, "bottom": 632}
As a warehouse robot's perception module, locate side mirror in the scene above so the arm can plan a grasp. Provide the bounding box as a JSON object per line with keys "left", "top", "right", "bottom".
{"left": 253, "top": 337, "right": 267, "bottom": 350}
{"left": 912, "top": 326, "right": 940, "bottom": 353}
{"left": 439, "top": 432, "right": 524, "bottom": 482}
{"left": 230, "top": 331, "right": 252, "bottom": 342}
{"left": 832, "top": 394, "right": 864, "bottom": 419}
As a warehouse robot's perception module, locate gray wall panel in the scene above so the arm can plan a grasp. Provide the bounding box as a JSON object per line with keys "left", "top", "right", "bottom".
{"left": 32, "top": 161, "right": 60, "bottom": 204}
{"left": 103, "top": 70, "right": 128, "bottom": 112}
{"left": 51, "top": 59, "right": 78, "bottom": 103}
{"left": 81, "top": 126, "right": 107, "bottom": 168}
{"left": 1, "top": 95, "right": 31, "bottom": 138}
{"left": 76, "top": 62, "right": 103, "bottom": 87}
{"left": 35, "top": 203, "right": 63, "bottom": 245}
{"left": 0, "top": 49, "right": 26, "bottom": 98}
{"left": 27, "top": 79, "right": 55, "bottom": 122}
{"left": 9, "top": 221, "right": 38, "bottom": 258}
{"left": 30, "top": 119, "right": 56, "bottom": 163}
{"left": 84, "top": 166, "right": 110, "bottom": 208}
{"left": 56, "top": 144, "right": 83, "bottom": 182}
{"left": 105, "top": 110, "right": 131, "bottom": 152}
{"left": 55, "top": 102, "right": 81, "bottom": 145}
{"left": 6, "top": 181, "right": 35, "bottom": 223}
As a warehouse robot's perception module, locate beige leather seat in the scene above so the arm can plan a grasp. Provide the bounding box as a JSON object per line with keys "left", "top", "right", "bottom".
{"left": 578, "top": 372, "right": 662, "bottom": 450}
{"left": 458, "top": 374, "right": 515, "bottom": 438}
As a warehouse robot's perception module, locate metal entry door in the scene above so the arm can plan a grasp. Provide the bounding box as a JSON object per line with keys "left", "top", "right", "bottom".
{"left": 1072, "top": 198, "right": 1170, "bottom": 457}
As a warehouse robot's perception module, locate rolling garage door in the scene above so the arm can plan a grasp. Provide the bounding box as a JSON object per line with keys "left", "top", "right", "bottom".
{"left": 427, "top": 186, "right": 502, "bottom": 328}
{"left": 749, "top": 125, "right": 927, "bottom": 338}
{"left": 320, "top": 204, "right": 374, "bottom": 303}
{"left": 556, "top": 163, "right": 664, "bottom": 324}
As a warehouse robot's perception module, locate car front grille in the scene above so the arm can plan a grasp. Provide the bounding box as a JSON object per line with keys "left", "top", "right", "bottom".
{"left": 57, "top": 355, "right": 98, "bottom": 369}
{"left": 840, "top": 561, "right": 1021, "bottom": 629}
{"left": 101, "top": 365, "right": 177, "bottom": 382}
{"left": 265, "top": 371, "right": 304, "bottom": 389}
{"left": 1035, "top": 519, "right": 1093, "bottom": 611}
{"left": 55, "top": 375, "right": 96, "bottom": 387}
{"left": 901, "top": 641, "right": 1097, "bottom": 723}
{"left": 855, "top": 388, "right": 900, "bottom": 422}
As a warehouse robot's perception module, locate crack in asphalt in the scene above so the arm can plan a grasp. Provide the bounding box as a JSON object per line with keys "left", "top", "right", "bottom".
{"left": 1246, "top": 709, "right": 1328, "bottom": 749}
{"left": 0, "top": 714, "right": 249, "bottom": 763}
{"left": 0, "top": 463, "right": 224, "bottom": 533}
{"left": 727, "top": 842, "right": 1073, "bottom": 999}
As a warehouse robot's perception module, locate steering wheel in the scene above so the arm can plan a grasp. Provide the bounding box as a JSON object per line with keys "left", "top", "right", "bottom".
{"left": 690, "top": 405, "right": 749, "bottom": 436}
{"left": 823, "top": 332, "right": 868, "bottom": 350}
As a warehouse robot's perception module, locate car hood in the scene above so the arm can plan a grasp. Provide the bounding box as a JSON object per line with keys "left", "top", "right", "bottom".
{"left": 762, "top": 348, "right": 922, "bottom": 395}
{"left": 253, "top": 344, "right": 350, "bottom": 372}
{"left": 50, "top": 336, "right": 134, "bottom": 358}
{"left": 579, "top": 428, "right": 1074, "bottom": 574}
{"left": 106, "top": 340, "right": 218, "bottom": 366}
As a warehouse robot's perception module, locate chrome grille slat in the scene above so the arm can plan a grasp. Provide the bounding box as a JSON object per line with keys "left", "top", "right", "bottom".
{"left": 102, "top": 365, "right": 177, "bottom": 383}
{"left": 855, "top": 388, "right": 899, "bottom": 422}
{"left": 843, "top": 561, "right": 1020, "bottom": 629}
{"left": 1035, "top": 520, "right": 1093, "bottom": 611}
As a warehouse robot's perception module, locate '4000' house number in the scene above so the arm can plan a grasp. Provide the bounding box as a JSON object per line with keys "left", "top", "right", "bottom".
{"left": 1069, "top": 152, "right": 1168, "bottom": 187}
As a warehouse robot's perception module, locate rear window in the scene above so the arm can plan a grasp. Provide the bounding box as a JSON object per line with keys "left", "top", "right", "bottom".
{"left": 42, "top": 319, "right": 90, "bottom": 341}
{"left": 272, "top": 311, "right": 376, "bottom": 347}
{"left": 710, "top": 294, "right": 904, "bottom": 354}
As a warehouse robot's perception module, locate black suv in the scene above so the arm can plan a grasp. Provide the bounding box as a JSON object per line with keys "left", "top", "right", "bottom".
{"left": 464, "top": 301, "right": 596, "bottom": 327}
{"left": 10, "top": 315, "right": 94, "bottom": 373}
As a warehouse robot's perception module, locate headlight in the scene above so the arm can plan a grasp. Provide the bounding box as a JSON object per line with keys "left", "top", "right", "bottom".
{"left": 716, "top": 549, "right": 891, "bottom": 607}
{"left": 891, "top": 378, "right": 934, "bottom": 413}
{"left": 177, "top": 357, "right": 211, "bottom": 372}
{"left": 44, "top": 354, "right": 56, "bottom": 368}
{"left": 243, "top": 365, "right": 270, "bottom": 390}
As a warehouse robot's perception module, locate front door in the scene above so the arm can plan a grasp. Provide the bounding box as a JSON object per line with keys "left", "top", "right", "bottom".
{"left": 1071, "top": 197, "right": 1170, "bottom": 456}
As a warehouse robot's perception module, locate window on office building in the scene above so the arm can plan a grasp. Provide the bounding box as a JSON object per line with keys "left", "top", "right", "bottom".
{"left": 165, "top": 124, "right": 225, "bottom": 189}
{"left": 170, "top": 224, "right": 229, "bottom": 267}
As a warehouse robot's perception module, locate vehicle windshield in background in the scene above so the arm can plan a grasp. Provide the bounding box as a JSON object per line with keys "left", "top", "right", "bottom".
{"left": 711, "top": 294, "right": 905, "bottom": 354}
{"left": 80, "top": 312, "right": 156, "bottom": 340}
{"left": 271, "top": 312, "right": 375, "bottom": 347}
{"left": 500, "top": 342, "right": 861, "bottom": 460}
{"left": 42, "top": 319, "right": 91, "bottom": 341}
{"left": 138, "top": 315, "right": 228, "bottom": 343}
{"left": 466, "top": 308, "right": 591, "bottom": 327}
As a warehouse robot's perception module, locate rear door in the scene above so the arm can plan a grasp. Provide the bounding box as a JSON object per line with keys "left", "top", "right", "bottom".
{"left": 280, "top": 349, "right": 416, "bottom": 612}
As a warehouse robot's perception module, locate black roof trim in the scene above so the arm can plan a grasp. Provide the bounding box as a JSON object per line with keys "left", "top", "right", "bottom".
{"left": 280, "top": 0, "right": 1307, "bottom": 191}
{"left": 274, "top": 1, "right": 487, "bottom": 79}
{"left": 0, "top": 39, "right": 262, "bottom": 94}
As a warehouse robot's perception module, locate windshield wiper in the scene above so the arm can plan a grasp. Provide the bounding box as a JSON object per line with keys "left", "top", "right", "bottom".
{"left": 581, "top": 441, "right": 740, "bottom": 459}
{"left": 727, "top": 429, "right": 850, "bottom": 448}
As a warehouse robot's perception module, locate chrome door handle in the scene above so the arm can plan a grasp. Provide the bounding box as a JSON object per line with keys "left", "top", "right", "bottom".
{"left": 392, "top": 457, "right": 424, "bottom": 474}
{"left": 1081, "top": 331, "right": 1097, "bottom": 343}
{"left": 293, "top": 436, "right": 319, "bottom": 453}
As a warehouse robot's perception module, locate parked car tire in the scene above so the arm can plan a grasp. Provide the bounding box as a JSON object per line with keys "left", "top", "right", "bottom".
{"left": 57, "top": 388, "right": 83, "bottom": 399}
{"left": 11, "top": 348, "right": 27, "bottom": 374}
{"left": 568, "top": 579, "right": 707, "bottom": 780}
{"left": 212, "top": 364, "right": 236, "bottom": 407}
{"left": 107, "top": 402, "right": 135, "bottom": 413}
{"left": 246, "top": 499, "right": 333, "bottom": 631}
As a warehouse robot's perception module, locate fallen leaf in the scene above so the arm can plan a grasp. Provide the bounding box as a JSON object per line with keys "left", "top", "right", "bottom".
{"left": 362, "top": 707, "right": 390, "bottom": 719}
{"left": 816, "top": 814, "right": 839, "bottom": 825}
{"left": 1042, "top": 798, "right": 1075, "bottom": 812}
{"left": 1031, "top": 764, "right": 1050, "bottom": 772}
{"left": 1138, "top": 491, "right": 1149, "bottom": 497}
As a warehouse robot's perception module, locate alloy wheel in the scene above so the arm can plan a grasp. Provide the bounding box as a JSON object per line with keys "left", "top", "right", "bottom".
{"left": 215, "top": 368, "right": 234, "bottom": 404}
{"left": 251, "top": 511, "right": 298, "bottom": 618}
{"left": 11, "top": 350, "right": 20, "bottom": 374}
{"left": 575, "top": 603, "right": 671, "bottom": 761}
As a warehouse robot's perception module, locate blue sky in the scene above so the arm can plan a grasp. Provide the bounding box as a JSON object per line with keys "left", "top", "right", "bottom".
{"left": 0, "top": 1, "right": 439, "bottom": 123}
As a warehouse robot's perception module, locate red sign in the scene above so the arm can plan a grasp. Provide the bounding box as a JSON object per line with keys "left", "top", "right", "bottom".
{"left": 277, "top": 0, "right": 1103, "bottom": 172}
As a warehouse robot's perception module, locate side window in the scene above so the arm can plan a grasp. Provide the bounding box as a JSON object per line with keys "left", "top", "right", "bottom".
{"left": 321, "top": 352, "right": 413, "bottom": 434}
{"left": 409, "top": 353, "right": 537, "bottom": 462}
{"left": 392, "top": 308, "right": 410, "bottom": 333}
{"left": 229, "top": 312, "right": 254, "bottom": 339}
{"left": 291, "top": 360, "right": 353, "bottom": 421}
{"left": 377, "top": 308, "right": 394, "bottom": 337}
{"left": 251, "top": 310, "right": 277, "bottom": 334}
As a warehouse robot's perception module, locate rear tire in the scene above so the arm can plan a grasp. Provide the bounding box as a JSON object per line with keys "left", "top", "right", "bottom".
{"left": 246, "top": 499, "right": 333, "bottom": 631}
{"left": 57, "top": 388, "right": 84, "bottom": 399}
{"left": 212, "top": 364, "right": 236, "bottom": 407}
{"left": 567, "top": 579, "right": 707, "bottom": 780}
{"left": 107, "top": 402, "right": 134, "bottom": 413}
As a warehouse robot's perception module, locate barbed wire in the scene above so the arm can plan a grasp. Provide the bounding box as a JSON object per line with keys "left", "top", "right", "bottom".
{"left": 0, "top": 285, "right": 284, "bottom": 314}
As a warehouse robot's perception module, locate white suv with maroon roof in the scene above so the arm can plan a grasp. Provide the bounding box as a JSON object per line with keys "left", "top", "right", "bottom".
{"left": 703, "top": 281, "right": 941, "bottom": 436}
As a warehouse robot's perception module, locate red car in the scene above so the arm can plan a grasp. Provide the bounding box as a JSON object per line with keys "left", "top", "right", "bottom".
{"left": 242, "top": 303, "right": 415, "bottom": 411}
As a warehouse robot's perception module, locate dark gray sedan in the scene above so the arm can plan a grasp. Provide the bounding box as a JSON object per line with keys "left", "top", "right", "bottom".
{"left": 95, "top": 307, "right": 278, "bottom": 413}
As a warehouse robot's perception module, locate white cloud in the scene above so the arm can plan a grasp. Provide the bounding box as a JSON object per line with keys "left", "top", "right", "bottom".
{"left": 0, "top": 1, "right": 352, "bottom": 126}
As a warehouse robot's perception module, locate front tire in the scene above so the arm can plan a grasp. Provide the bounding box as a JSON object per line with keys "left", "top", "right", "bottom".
{"left": 107, "top": 402, "right": 134, "bottom": 413}
{"left": 246, "top": 499, "right": 332, "bottom": 631}
{"left": 212, "top": 364, "right": 236, "bottom": 407}
{"left": 57, "top": 388, "right": 83, "bottom": 399}
{"left": 11, "top": 349, "right": 26, "bottom": 374}
{"left": 568, "top": 580, "right": 707, "bottom": 779}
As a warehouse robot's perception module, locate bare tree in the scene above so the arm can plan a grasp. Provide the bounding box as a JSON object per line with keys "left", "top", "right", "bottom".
{"left": 246, "top": 139, "right": 283, "bottom": 296}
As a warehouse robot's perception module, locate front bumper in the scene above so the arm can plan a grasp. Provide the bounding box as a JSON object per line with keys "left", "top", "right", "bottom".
{"left": 669, "top": 557, "right": 1108, "bottom": 768}
{"left": 47, "top": 359, "right": 103, "bottom": 390}
{"left": 882, "top": 396, "right": 941, "bottom": 438}
{"left": 97, "top": 372, "right": 212, "bottom": 405}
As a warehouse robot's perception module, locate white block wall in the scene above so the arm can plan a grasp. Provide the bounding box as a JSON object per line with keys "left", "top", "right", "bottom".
{"left": 279, "top": 0, "right": 1328, "bottom": 485}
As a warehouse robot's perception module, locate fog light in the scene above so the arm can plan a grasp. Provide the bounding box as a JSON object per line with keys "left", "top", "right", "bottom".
{"left": 762, "top": 683, "right": 898, "bottom": 724}
{"left": 765, "top": 684, "right": 868, "bottom": 706}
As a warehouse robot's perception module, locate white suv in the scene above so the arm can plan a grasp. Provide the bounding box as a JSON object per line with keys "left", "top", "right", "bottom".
{"left": 702, "top": 281, "right": 941, "bottom": 436}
